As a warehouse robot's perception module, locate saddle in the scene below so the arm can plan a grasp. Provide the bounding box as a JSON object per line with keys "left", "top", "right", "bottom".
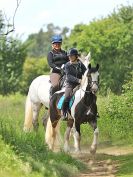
{"left": 57, "top": 85, "right": 80, "bottom": 110}
{"left": 57, "top": 95, "right": 75, "bottom": 110}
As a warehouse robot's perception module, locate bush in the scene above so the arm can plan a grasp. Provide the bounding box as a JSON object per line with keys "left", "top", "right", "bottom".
{"left": 97, "top": 73, "right": 133, "bottom": 144}
{"left": 0, "top": 38, "right": 27, "bottom": 95}
{"left": 20, "top": 57, "right": 50, "bottom": 94}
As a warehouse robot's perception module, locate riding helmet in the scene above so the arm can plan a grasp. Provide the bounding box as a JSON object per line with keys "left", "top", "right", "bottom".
{"left": 51, "top": 35, "right": 62, "bottom": 44}
{"left": 67, "top": 48, "right": 79, "bottom": 56}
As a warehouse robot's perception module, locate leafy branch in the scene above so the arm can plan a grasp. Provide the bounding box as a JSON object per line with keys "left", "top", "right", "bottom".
{"left": 2, "top": 0, "right": 22, "bottom": 36}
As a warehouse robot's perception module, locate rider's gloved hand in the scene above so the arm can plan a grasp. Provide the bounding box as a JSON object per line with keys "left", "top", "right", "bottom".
{"left": 60, "top": 68, "right": 65, "bottom": 75}
{"left": 55, "top": 66, "right": 61, "bottom": 71}
{"left": 55, "top": 66, "right": 65, "bottom": 75}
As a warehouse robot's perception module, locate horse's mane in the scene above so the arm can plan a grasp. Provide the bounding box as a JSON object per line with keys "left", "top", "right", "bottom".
{"left": 80, "top": 69, "right": 88, "bottom": 91}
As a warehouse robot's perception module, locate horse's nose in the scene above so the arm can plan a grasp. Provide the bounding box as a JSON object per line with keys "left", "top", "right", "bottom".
{"left": 91, "top": 84, "right": 98, "bottom": 93}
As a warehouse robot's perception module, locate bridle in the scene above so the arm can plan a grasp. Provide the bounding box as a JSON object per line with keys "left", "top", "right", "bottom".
{"left": 81, "top": 72, "right": 99, "bottom": 94}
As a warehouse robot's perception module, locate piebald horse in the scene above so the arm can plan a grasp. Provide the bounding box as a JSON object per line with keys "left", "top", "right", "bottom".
{"left": 45, "top": 63, "right": 99, "bottom": 154}
{"left": 23, "top": 53, "right": 91, "bottom": 131}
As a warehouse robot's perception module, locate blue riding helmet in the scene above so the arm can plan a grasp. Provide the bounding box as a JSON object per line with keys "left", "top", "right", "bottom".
{"left": 51, "top": 35, "right": 62, "bottom": 44}
{"left": 67, "top": 48, "right": 79, "bottom": 56}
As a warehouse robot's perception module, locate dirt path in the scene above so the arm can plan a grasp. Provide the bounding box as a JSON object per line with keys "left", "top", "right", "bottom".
{"left": 72, "top": 146, "right": 133, "bottom": 177}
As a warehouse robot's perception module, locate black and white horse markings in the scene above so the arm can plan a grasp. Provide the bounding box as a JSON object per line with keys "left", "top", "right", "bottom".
{"left": 45, "top": 64, "right": 100, "bottom": 154}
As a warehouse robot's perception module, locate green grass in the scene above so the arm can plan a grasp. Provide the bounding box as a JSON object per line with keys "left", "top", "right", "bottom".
{"left": 0, "top": 94, "right": 86, "bottom": 177}
{"left": 0, "top": 93, "right": 133, "bottom": 177}
{"left": 116, "top": 154, "right": 133, "bottom": 177}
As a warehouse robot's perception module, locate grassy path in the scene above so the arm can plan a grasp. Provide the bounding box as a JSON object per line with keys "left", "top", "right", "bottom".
{"left": 72, "top": 146, "right": 133, "bottom": 177}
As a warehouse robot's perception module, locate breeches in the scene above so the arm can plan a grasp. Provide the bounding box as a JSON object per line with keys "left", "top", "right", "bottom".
{"left": 50, "top": 73, "right": 61, "bottom": 87}
{"left": 64, "top": 85, "right": 73, "bottom": 101}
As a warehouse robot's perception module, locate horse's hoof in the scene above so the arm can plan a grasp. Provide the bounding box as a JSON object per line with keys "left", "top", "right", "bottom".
{"left": 33, "top": 122, "right": 39, "bottom": 132}
{"left": 23, "top": 127, "right": 32, "bottom": 132}
{"left": 90, "top": 147, "right": 96, "bottom": 155}
{"left": 64, "top": 147, "right": 70, "bottom": 153}
{"left": 74, "top": 149, "right": 81, "bottom": 154}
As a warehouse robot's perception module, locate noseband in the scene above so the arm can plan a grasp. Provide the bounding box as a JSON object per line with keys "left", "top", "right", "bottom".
{"left": 88, "top": 73, "right": 99, "bottom": 92}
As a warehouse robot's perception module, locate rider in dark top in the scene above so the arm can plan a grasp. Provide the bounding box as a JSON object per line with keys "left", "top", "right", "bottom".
{"left": 47, "top": 35, "right": 69, "bottom": 96}
{"left": 62, "top": 48, "right": 86, "bottom": 119}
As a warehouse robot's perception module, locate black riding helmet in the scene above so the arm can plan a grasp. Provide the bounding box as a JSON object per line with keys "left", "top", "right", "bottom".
{"left": 67, "top": 48, "right": 79, "bottom": 56}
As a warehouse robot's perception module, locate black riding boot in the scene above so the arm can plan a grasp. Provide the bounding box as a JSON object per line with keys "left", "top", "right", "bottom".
{"left": 62, "top": 100, "right": 69, "bottom": 120}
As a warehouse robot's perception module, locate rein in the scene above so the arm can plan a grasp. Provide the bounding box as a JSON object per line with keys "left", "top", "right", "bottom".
{"left": 81, "top": 88, "right": 91, "bottom": 93}
{"left": 80, "top": 79, "right": 97, "bottom": 115}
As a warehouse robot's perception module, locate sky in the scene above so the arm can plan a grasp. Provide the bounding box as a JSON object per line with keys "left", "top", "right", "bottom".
{"left": 0, "top": 0, "right": 133, "bottom": 40}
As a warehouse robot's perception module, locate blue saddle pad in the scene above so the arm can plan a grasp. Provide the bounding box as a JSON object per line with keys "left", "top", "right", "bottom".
{"left": 57, "top": 95, "right": 75, "bottom": 110}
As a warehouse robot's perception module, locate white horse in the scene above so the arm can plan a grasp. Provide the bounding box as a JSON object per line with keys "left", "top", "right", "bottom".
{"left": 23, "top": 53, "right": 91, "bottom": 131}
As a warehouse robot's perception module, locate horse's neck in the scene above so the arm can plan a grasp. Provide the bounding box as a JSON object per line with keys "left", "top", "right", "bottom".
{"left": 83, "top": 83, "right": 96, "bottom": 106}
{"left": 84, "top": 92, "right": 95, "bottom": 106}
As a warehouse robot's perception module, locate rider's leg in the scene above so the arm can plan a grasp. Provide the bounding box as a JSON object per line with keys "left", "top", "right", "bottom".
{"left": 50, "top": 73, "right": 61, "bottom": 97}
{"left": 62, "top": 85, "right": 73, "bottom": 119}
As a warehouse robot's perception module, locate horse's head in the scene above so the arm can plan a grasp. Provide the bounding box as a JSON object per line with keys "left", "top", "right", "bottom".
{"left": 87, "top": 64, "right": 99, "bottom": 93}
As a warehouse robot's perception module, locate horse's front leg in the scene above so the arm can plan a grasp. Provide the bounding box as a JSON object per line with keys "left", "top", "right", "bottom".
{"left": 73, "top": 122, "right": 81, "bottom": 153}
{"left": 90, "top": 120, "right": 99, "bottom": 155}
{"left": 64, "top": 119, "right": 74, "bottom": 152}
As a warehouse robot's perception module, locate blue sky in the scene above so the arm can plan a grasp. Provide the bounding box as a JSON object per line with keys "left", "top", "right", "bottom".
{"left": 1, "top": 0, "right": 133, "bottom": 40}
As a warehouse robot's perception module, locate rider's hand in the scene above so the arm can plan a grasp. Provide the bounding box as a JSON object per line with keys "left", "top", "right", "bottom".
{"left": 55, "top": 66, "right": 61, "bottom": 71}
{"left": 60, "top": 68, "right": 65, "bottom": 75}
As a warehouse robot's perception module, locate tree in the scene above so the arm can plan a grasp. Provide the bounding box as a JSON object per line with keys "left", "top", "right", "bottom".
{"left": 64, "top": 5, "right": 133, "bottom": 94}
{"left": 25, "top": 23, "right": 69, "bottom": 57}
{"left": 0, "top": 38, "right": 27, "bottom": 95}
{"left": 20, "top": 57, "right": 49, "bottom": 94}
{"left": 0, "top": 0, "right": 21, "bottom": 36}
{"left": 0, "top": 12, "right": 27, "bottom": 95}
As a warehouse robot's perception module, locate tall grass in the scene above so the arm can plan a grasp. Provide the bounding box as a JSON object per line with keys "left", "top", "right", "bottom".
{"left": 0, "top": 94, "right": 86, "bottom": 177}
{"left": 0, "top": 91, "right": 132, "bottom": 177}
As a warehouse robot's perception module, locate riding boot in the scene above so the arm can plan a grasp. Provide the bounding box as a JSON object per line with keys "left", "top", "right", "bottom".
{"left": 62, "top": 100, "right": 69, "bottom": 120}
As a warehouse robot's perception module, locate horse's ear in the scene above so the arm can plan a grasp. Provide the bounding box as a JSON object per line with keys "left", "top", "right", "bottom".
{"left": 96, "top": 64, "right": 99, "bottom": 70}
{"left": 85, "top": 52, "right": 91, "bottom": 61}
{"left": 88, "top": 64, "right": 91, "bottom": 70}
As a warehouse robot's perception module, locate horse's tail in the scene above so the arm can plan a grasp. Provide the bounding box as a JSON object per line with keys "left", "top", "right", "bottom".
{"left": 45, "top": 117, "right": 62, "bottom": 152}
{"left": 23, "top": 92, "right": 33, "bottom": 132}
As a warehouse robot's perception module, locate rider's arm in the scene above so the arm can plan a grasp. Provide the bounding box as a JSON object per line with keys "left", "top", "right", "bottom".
{"left": 47, "top": 52, "right": 58, "bottom": 69}
{"left": 65, "top": 64, "right": 80, "bottom": 84}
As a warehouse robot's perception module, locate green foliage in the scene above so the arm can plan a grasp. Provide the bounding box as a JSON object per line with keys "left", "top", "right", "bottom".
{"left": 25, "top": 24, "right": 70, "bottom": 58}
{"left": 20, "top": 57, "right": 50, "bottom": 94}
{"left": 116, "top": 154, "right": 133, "bottom": 177}
{"left": 0, "top": 38, "right": 27, "bottom": 95}
{"left": 0, "top": 94, "right": 86, "bottom": 177}
{"left": 97, "top": 74, "right": 133, "bottom": 143}
{"left": 0, "top": 12, "right": 27, "bottom": 95}
{"left": 64, "top": 5, "right": 133, "bottom": 94}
